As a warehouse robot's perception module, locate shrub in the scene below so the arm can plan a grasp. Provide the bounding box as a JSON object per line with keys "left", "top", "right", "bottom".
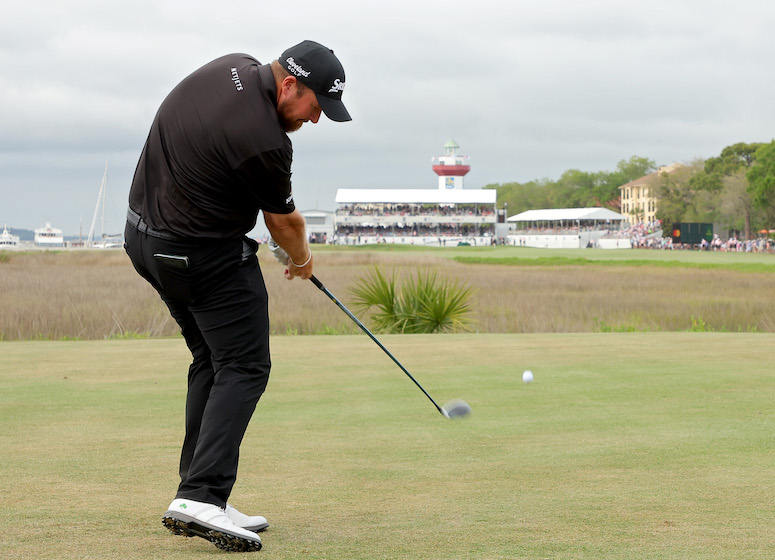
{"left": 349, "top": 266, "right": 475, "bottom": 334}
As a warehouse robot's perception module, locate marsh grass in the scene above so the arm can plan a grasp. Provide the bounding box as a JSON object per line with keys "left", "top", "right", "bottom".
{"left": 0, "top": 250, "right": 174, "bottom": 340}
{"left": 2, "top": 247, "right": 775, "bottom": 340}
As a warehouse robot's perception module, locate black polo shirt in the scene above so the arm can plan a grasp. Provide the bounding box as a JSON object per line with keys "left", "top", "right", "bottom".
{"left": 129, "top": 54, "right": 295, "bottom": 239}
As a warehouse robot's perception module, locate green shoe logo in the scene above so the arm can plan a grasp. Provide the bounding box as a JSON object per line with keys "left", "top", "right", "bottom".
{"left": 179, "top": 503, "right": 187, "bottom": 509}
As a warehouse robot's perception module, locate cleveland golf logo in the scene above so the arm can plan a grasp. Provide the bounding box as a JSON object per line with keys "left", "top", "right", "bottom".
{"left": 285, "top": 57, "right": 310, "bottom": 78}
{"left": 328, "top": 78, "right": 345, "bottom": 94}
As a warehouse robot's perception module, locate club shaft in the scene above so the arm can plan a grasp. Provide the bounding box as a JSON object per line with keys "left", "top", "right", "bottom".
{"left": 309, "top": 275, "right": 444, "bottom": 415}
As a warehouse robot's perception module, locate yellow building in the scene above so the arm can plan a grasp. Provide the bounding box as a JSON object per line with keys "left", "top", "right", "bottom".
{"left": 618, "top": 164, "right": 681, "bottom": 226}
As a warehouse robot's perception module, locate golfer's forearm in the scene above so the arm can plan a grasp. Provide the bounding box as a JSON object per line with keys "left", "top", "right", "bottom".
{"left": 263, "top": 210, "right": 310, "bottom": 265}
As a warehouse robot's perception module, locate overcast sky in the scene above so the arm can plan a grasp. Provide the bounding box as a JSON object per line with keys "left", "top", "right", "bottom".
{"left": 2, "top": 0, "right": 774, "bottom": 236}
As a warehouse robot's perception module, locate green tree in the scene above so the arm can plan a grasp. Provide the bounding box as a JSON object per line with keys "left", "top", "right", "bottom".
{"left": 747, "top": 141, "right": 775, "bottom": 215}
{"left": 655, "top": 143, "right": 766, "bottom": 238}
{"left": 492, "top": 179, "right": 550, "bottom": 216}
{"left": 486, "top": 155, "right": 655, "bottom": 215}
{"left": 654, "top": 160, "right": 705, "bottom": 225}
{"left": 548, "top": 169, "right": 598, "bottom": 208}
{"left": 601, "top": 156, "right": 657, "bottom": 206}
{"left": 685, "top": 143, "right": 763, "bottom": 237}
{"left": 708, "top": 142, "right": 762, "bottom": 175}
{"left": 718, "top": 169, "right": 754, "bottom": 238}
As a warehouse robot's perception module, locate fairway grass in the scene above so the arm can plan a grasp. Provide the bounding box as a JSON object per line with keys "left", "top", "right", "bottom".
{"left": 1, "top": 333, "right": 774, "bottom": 559}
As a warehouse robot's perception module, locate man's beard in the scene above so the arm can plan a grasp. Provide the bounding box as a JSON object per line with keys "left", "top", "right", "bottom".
{"left": 277, "top": 100, "right": 304, "bottom": 133}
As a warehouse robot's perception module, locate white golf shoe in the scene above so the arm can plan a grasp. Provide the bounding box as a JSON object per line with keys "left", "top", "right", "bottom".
{"left": 162, "top": 498, "right": 262, "bottom": 552}
{"left": 226, "top": 503, "right": 269, "bottom": 532}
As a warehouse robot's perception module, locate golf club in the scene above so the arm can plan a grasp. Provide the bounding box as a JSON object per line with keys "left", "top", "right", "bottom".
{"left": 309, "top": 275, "right": 471, "bottom": 419}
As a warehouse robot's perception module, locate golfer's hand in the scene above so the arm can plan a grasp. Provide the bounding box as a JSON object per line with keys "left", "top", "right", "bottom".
{"left": 285, "top": 253, "right": 313, "bottom": 280}
{"left": 268, "top": 237, "right": 312, "bottom": 280}
{"left": 268, "top": 239, "right": 289, "bottom": 265}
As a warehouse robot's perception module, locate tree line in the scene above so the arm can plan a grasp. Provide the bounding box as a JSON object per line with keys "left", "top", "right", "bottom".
{"left": 485, "top": 140, "right": 775, "bottom": 239}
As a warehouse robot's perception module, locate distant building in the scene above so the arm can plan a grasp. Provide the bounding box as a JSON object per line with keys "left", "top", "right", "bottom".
{"left": 432, "top": 139, "right": 471, "bottom": 190}
{"left": 333, "top": 141, "right": 497, "bottom": 246}
{"left": 301, "top": 209, "right": 334, "bottom": 244}
{"left": 618, "top": 163, "right": 682, "bottom": 226}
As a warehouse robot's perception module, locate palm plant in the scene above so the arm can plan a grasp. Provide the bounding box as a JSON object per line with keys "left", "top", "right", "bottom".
{"left": 349, "top": 266, "right": 475, "bottom": 334}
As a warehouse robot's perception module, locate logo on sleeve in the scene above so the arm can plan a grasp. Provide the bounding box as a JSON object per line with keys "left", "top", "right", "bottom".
{"left": 286, "top": 192, "right": 294, "bottom": 205}
{"left": 230, "top": 67, "right": 244, "bottom": 91}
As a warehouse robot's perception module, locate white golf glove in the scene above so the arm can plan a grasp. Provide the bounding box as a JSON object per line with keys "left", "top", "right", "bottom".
{"left": 267, "top": 238, "right": 289, "bottom": 265}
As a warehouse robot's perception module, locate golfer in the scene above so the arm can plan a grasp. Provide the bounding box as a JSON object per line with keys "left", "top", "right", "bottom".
{"left": 124, "top": 40, "right": 350, "bottom": 552}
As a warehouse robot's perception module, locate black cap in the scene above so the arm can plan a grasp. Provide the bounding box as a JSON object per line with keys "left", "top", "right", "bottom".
{"left": 280, "top": 40, "right": 351, "bottom": 122}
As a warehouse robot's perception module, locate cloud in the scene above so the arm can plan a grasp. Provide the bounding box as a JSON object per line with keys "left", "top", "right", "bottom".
{"left": 2, "top": 0, "right": 775, "bottom": 233}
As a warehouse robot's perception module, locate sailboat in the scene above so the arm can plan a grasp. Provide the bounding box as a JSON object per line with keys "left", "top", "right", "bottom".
{"left": 86, "top": 162, "right": 122, "bottom": 249}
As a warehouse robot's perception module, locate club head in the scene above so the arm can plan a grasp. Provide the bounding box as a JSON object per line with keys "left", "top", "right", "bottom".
{"left": 441, "top": 399, "right": 471, "bottom": 419}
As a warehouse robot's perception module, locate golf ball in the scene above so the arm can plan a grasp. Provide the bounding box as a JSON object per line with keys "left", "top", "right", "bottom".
{"left": 522, "top": 370, "right": 534, "bottom": 383}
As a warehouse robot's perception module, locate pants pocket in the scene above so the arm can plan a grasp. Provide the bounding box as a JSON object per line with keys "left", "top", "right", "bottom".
{"left": 153, "top": 252, "right": 195, "bottom": 303}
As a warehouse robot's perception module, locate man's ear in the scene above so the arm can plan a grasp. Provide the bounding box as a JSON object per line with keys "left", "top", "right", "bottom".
{"left": 280, "top": 76, "right": 298, "bottom": 97}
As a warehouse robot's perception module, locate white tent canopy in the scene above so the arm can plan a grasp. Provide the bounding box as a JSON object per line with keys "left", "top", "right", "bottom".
{"left": 507, "top": 207, "right": 624, "bottom": 223}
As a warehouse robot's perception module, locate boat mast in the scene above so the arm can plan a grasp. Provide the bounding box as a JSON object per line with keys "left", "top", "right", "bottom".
{"left": 86, "top": 161, "right": 108, "bottom": 248}
{"left": 100, "top": 164, "right": 107, "bottom": 240}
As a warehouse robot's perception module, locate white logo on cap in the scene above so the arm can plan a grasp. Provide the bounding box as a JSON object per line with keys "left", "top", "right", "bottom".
{"left": 328, "top": 78, "right": 345, "bottom": 93}
{"left": 286, "top": 57, "right": 310, "bottom": 78}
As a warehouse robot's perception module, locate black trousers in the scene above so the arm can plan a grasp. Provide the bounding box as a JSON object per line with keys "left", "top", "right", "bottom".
{"left": 124, "top": 222, "right": 271, "bottom": 507}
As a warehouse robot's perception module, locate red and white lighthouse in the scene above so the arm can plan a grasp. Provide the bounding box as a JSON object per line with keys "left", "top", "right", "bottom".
{"left": 431, "top": 139, "right": 470, "bottom": 190}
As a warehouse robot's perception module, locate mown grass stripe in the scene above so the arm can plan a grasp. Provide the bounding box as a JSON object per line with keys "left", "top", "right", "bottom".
{"left": 455, "top": 255, "right": 775, "bottom": 272}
